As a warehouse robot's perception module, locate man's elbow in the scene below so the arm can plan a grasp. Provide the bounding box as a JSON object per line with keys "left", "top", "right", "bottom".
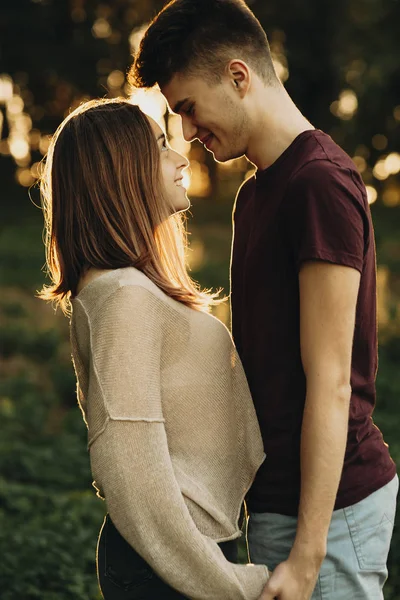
{"left": 335, "top": 382, "right": 352, "bottom": 406}
{"left": 305, "top": 370, "right": 352, "bottom": 406}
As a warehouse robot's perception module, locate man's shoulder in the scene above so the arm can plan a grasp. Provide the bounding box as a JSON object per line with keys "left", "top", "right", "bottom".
{"left": 233, "top": 173, "right": 256, "bottom": 218}
{"left": 236, "top": 173, "right": 256, "bottom": 198}
{"left": 286, "top": 132, "right": 365, "bottom": 196}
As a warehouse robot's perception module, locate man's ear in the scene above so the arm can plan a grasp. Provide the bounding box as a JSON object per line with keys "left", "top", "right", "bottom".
{"left": 227, "top": 60, "right": 251, "bottom": 96}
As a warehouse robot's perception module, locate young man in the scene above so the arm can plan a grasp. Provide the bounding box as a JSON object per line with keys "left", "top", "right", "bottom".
{"left": 129, "top": 1, "right": 398, "bottom": 598}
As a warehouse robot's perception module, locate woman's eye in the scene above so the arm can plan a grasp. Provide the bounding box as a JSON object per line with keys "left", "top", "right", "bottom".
{"left": 161, "top": 139, "right": 169, "bottom": 152}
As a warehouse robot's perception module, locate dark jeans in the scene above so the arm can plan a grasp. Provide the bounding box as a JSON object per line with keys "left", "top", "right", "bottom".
{"left": 97, "top": 514, "right": 238, "bottom": 600}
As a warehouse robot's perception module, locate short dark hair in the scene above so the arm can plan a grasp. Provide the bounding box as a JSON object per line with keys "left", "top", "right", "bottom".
{"left": 129, "top": 0, "right": 277, "bottom": 89}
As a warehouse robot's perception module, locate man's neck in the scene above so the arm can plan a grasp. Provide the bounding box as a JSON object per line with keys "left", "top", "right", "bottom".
{"left": 246, "top": 85, "right": 314, "bottom": 171}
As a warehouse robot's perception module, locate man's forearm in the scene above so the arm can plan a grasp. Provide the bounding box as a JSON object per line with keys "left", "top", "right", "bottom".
{"left": 291, "top": 380, "right": 351, "bottom": 562}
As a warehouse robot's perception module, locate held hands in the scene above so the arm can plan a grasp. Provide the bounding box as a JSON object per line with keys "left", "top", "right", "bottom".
{"left": 258, "top": 550, "right": 324, "bottom": 600}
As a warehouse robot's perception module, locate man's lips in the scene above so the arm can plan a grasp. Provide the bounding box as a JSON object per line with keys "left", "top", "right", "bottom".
{"left": 200, "top": 134, "right": 213, "bottom": 149}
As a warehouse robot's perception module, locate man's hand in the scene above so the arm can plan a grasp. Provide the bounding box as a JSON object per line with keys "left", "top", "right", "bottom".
{"left": 258, "top": 550, "right": 323, "bottom": 600}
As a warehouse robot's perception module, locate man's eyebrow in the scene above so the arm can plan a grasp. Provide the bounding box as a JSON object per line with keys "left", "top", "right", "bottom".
{"left": 173, "top": 98, "right": 190, "bottom": 114}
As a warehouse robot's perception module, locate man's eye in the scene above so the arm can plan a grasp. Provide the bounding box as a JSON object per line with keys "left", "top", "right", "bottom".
{"left": 186, "top": 104, "right": 195, "bottom": 116}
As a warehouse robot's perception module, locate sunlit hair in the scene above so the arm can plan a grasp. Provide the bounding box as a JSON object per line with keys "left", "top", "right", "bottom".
{"left": 130, "top": 0, "right": 278, "bottom": 89}
{"left": 38, "top": 98, "right": 221, "bottom": 315}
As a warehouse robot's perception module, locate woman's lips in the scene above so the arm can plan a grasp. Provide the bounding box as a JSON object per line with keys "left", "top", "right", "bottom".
{"left": 174, "top": 177, "right": 186, "bottom": 188}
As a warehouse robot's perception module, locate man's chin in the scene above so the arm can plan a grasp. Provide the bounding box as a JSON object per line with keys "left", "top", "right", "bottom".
{"left": 205, "top": 144, "right": 226, "bottom": 162}
{"left": 210, "top": 148, "right": 244, "bottom": 164}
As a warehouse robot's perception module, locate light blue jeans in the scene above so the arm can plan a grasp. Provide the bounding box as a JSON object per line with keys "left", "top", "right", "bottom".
{"left": 248, "top": 475, "right": 398, "bottom": 599}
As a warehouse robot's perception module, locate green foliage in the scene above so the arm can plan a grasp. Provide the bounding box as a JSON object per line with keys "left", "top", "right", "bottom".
{"left": 0, "top": 480, "right": 104, "bottom": 600}
{"left": 0, "top": 324, "right": 61, "bottom": 361}
{"left": 0, "top": 218, "right": 46, "bottom": 289}
{"left": 0, "top": 297, "right": 105, "bottom": 599}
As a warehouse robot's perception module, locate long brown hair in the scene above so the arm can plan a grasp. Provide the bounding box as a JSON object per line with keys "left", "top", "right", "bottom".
{"left": 38, "top": 98, "right": 220, "bottom": 314}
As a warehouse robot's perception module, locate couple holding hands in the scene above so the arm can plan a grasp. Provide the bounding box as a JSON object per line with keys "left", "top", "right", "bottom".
{"left": 39, "top": 1, "right": 397, "bottom": 599}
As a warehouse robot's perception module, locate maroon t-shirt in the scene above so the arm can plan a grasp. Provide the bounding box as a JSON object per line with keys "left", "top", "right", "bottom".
{"left": 231, "top": 129, "right": 396, "bottom": 516}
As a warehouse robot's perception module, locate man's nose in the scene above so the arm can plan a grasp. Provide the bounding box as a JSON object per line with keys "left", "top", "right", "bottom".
{"left": 181, "top": 116, "right": 197, "bottom": 142}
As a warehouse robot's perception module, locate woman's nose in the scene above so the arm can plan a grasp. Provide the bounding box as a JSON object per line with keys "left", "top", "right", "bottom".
{"left": 174, "top": 149, "right": 189, "bottom": 170}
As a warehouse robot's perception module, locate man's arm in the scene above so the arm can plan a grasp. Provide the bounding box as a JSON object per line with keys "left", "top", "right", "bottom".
{"left": 260, "top": 260, "right": 360, "bottom": 600}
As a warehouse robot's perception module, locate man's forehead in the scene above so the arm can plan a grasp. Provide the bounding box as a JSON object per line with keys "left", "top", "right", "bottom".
{"left": 161, "top": 74, "right": 190, "bottom": 106}
{"left": 161, "top": 73, "right": 206, "bottom": 111}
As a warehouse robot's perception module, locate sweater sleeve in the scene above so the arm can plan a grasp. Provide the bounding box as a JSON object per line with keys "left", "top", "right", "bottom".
{"left": 88, "top": 285, "right": 166, "bottom": 425}
{"left": 90, "top": 421, "right": 269, "bottom": 600}
{"left": 86, "top": 284, "right": 269, "bottom": 599}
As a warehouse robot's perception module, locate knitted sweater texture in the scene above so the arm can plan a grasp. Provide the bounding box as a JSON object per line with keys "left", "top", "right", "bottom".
{"left": 70, "top": 267, "right": 269, "bottom": 599}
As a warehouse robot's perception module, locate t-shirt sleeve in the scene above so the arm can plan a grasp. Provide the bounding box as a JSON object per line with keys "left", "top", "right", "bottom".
{"left": 283, "top": 160, "right": 369, "bottom": 273}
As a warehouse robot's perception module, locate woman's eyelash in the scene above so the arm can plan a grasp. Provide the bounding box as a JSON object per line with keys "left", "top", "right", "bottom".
{"left": 161, "top": 138, "right": 169, "bottom": 152}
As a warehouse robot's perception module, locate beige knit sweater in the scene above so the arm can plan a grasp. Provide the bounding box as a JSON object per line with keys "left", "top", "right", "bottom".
{"left": 70, "top": 267, "right": 269, "bottom": 599}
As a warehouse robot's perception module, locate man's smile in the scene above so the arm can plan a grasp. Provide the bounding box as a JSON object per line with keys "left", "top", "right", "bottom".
{"left": 199, "top": 133, "right": 214, "bottom": 150}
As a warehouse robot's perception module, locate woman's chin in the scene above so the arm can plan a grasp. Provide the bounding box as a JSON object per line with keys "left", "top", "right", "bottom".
{"left": 171, "top": 196, "right": 191, "bottom": 214}
{"left": 179, "top": 198, "right": 191, "bottom": 212}
{"left": 180, "top": 191, "right": 191, "bottom": 208}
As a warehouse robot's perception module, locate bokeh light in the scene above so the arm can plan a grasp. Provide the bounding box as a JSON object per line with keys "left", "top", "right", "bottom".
{"left": 353, "top": 155, "right": 367, "bottom": 173}
{"left": 7, "top": 95, "right": 24, "bottom": 115}
{"left": 182, "top": 168, "right": 191, "bottom": 192}
{"left": 9, "top": 135, "right": 29, "bottom": 161}
{"left": 187, "top": 161, "right": 211, "bottom": 197}
{"left": 0, "top": 74, "right": 13, "bottom": 102}
{"left": 186, "top": 239, "right": 205, "bottom": 271}
{"left": 168, "top": 114, "right": 191, "bottom": 156}
{"left": 107, "top": 70, "right": 125, "bottom": 90}
{"left": 385, "top": 153, "right": 400, "bottom": 175}
{"left": 92, "top": 18, "right": 112, "bottom": 39}
{"left": 15, "top": 167, "right": 35, "bottom": 187}
{"left": 373, "top": 159, "right": 389, "bottom": 181}
{"left": 372, "top": 134, "right": 388, "bottom": 151}
{"left": 366, "top": 185, "right": 378, "bottom": 204}
{"left": 129, "top": 24, "right": 148, "bottom": 53}
{"left": 377, "top": 265, "right": 389, "bottom": 325}
{"left": 270, "top": 30, "right": 289, "bottom": 83}
{"left": 382, "top": 185, "right": 400, "bottom": 207}
{"left": 373, "top": 154, "right": 400, "bottom": 182}
{"left": 0, "top": 140, "right": 10, "bottom": 155}
{"left": 130, "top": 87, "right": 167, "bottom": 126}
{"left": 345, "top": 59, "right": 366, "bottom": 85}
{"left": 39, "top": 134, "right": 52, "bottom": 155}
{"left": 330, "top": 89, "right": 358, "bottom": 120}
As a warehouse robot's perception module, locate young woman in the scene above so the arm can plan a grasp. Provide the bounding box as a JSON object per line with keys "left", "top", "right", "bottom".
{"left": 38, "top": 98, "right": 269, "bottom": 600}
